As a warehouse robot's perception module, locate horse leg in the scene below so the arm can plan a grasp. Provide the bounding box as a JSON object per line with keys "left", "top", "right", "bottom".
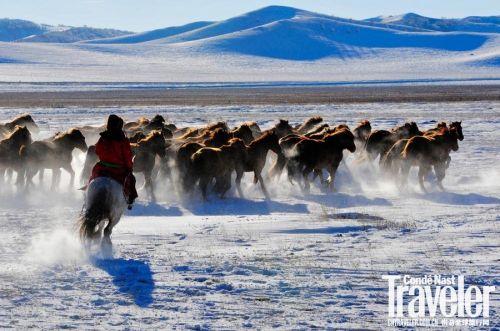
{"left": 418, "top": 165, "right": 431, "bottom": 193}
{"left": 145, "top": 170, "right": 156, "bottom": 202}
{"left": 302, "top": 166, "right": 313, "bottom": 193}
{"left": 434, "top": 163, "right": 446, "bottom": 191}
{"left": 255, "top": 171, "right": 270, "bottom": 199}
{"left": 39, "top": 169, "right": 44, "bottom": 184}
{"left": 5, "top": 168, "right": 13, "bottom": 184}
{"left": 399, "top": 162, "right": 411, "bottom": 191}
{"left": 445, "top": 156, "right": 451, "bottom": 169}
{"left": 62, "top": 164, "right": 75, "bottom": 189}
{"left": 51, "top": 168, "right": 61, "bottom": 191}
{"left": 235, "top": 170, "right": 244, "bottom": 198}
{"left": 199, "top": 176, "right": 210, "bottom": 201}
{"left": 328, "top": 163, "right": 340, "bottom": 192}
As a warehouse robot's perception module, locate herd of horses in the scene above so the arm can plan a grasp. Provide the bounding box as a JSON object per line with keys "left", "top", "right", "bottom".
{"left": 0, "top": 113, "right": 463, "bottom": 246}
{"left": 0, "top": 113, "right": 464, "bottom": 201}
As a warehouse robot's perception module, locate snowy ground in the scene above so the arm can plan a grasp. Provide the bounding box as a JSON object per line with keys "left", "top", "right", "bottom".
{"left": 0, "top": 101, "right": 499, "bottom": 329}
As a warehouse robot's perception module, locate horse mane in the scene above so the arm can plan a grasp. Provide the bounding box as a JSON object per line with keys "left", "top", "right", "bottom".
{"left": 252, "top": 129, "right": 275, "bottom": 144}
{"left": 357, "top": 119, "right": 371, "bottom": 128}
{"left": 138, "top": 130, "right": 163, "bottom": 143}
{"left": 303, "top": 116, "right": 323, "bottom": 126}
{"left": 178, "top": 128, "right": 199, "bottom": 140}
{"left": 2, "top": 125, "right": 29, "bottom": 141}
{"left": 436, "top": 122, "right": 447, "bottom": 129}
{"left": 206, "top": 121, "right": 228, "bottom": 131}
{"left": 11, "top": 114, "right": 35, "bottom": 124}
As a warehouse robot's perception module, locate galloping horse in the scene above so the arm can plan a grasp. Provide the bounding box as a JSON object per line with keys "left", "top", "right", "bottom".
{"left": 289, "top": 129, "right": 356, "bottom": 192}
{"left": 400, "top": 128, "right": 459, "bottom": 192}
{"left": 365, "top": 122, "right": 421, "bottom": 164}
{"left": 21, "top": 129, "right": 87, "bottom": 189}
{"left": 0, "top": 125, "right": 32, "bottom": 186}
{"left": 131, "top": 131, "right": 167, "bottom": 201}
{"left": 188, "top": 138, "right": 246, "bottom": 200}
{"left": 235, "top": 130, "right": 282, "bottom": 199}
{"left": 0, "top": 114, "right": 39, "bottom": 136}
{"left": 79, "top": 177, "right": 128, "bottom": 249}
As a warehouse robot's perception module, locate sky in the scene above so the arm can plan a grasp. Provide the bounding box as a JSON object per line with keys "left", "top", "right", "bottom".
{"left": 1, "top": 0, "right": 499, "bottom": 32}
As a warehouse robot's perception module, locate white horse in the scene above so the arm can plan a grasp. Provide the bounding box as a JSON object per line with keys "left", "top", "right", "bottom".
{"left": 78, "top": 177, "right": 127, "bottom": 248}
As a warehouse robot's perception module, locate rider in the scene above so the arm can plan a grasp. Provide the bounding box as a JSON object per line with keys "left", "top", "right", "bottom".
{"left": 90, "top": 114, "right": 138, "bottom": 209}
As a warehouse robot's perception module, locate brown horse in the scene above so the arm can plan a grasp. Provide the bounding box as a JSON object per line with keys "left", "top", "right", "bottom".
{"left": 188, "top": 138, "right": 246, "bottom": 200}
{"left": 400, "top": 128, "right": 459, "bottom": 192}
{"left": 295, "top": 116, "right": 323, "bottom": 134}
{"left": 289, "top": 129, "right": 356, "bottom": 192}
{"left": 21, "top": 129, "right": 87, "bottom": 189}
{"left": 231, "top": 124, "right": 254, "bottom": 145}
{"left": 365, "top": 122, "right": 421, "bottom": 164}
{"left": 234, "top": 130, "right": 282, "bottom": 199}
{"left": 0, "top": 126, "right": 33, "bottom": 186}
{"left": 131, "top": 131, "right": 167, "bottom": 201}
{"left": 0, "top": 114, "right": 39, "bottom": 135}
{"left": 177, "top": 142, "right": 205, "bottom": 192}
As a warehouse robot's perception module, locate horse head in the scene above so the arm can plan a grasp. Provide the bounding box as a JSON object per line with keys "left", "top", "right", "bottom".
{"left": 11, "top": 114, "right": 40, "bottom": 134}
{"left": 67, "top": 129, "right": 88, "bottom": 152}
{"left": 274, "top": 119, "right": 294, "bottom": 139}
{"left": 4, "top": 125, "right": 32, "bottom": 146}
{"left": 147, "top": 131, "right": 167, "bottom": 158}
{"left": 449, "top": 121, "right": 463, "bottom": 141}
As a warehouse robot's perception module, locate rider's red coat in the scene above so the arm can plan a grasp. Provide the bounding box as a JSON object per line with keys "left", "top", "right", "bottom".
{"left": 90, "top": 131, "right": 137, "bottom": 202}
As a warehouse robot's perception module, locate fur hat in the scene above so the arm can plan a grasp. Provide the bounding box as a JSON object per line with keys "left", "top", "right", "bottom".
{"left": 106, "top": 114, "right": 124, "bottom": 132}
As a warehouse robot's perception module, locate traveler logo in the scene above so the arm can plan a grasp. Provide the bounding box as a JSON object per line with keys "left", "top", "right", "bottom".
{"left": 382, "top": 275, "right": 495, "bottom": 327}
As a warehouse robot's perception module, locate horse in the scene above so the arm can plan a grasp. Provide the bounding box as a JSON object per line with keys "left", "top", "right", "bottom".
{"left": 21, "top": 128, "right": 87, "bottom": 189}
{"left": 295, "top": 116, "right": 323, "bottom": 134}
{"left": 187, "top": 138, "right": 246, "bottom": 200}
{"left": 0, "top": 114, "right": 39, "bottom": 136}
{"left": 304, "top": 124, "right": 329, "bottom": 137}
{"left": 78, "top": 176, "right": 128, "bottom": 250}
{"left": 0, "top": 125, "right": 32, "bottom": 186}
{"left": 231, "top": 124, "right": 255, "bottom": 145}
{"left": 234, "top": 130, "right": 282, "bottom": 199}
{"left": 399, "top": 128, "right": 459, "bottom": 192}
{"left": 130, "top": 131, "right": 167, "bottom": 201}
{"left": 364, "top": 122, "right": 421, "bottom": 164}
{"left": 289, "top": 129, "right": 356, "bottom": 192}
{"left": 353, "top": 120, "right": 371, "bottom": 147}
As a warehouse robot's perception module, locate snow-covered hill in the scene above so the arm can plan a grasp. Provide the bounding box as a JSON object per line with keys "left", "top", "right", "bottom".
{"left": 0, "top": 18, "right": 130, "bottom": 43}
{"left": 0, "top": 18, "right": 53, "bottom": 41}
{"left": 19, "top": 27, "right": 131, "bottom": 43}
{"left": 366, "top": 13, "right": 500, "bottom": 34}
{"left": 0, "top": 6, "right": 498, "bottom": 81}
{"left": 88, "top": 21, "right": 213, "bottom": 44}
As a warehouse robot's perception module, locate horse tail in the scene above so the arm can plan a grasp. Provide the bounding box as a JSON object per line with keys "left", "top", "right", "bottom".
{"left": 78, "top": 184, "right": 108, "bottom": 240}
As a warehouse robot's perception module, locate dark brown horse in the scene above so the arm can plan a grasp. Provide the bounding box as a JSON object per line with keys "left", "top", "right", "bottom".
{"left": 231, "top": 124, "right": 254, "bottom": 145}
{"left": 130, "top": 131, "right": 167, "bottom": 201}
{"left": 0, "top": 114, "right": 39, "bottom": 135}
{"left": 400, "top": 128, "right": 459, "bottom": 192}
{"left": 365, "top": 122, "right": 421, "bottom": 164}
{"left": 21, "top": 129, "right": 87, "bottom": 189}
{"left": 235, "top": 130, "right": 282, "bottom": 199}
{"left": 0, "top": 126, "right": 33, "bottom": 186}
{"left": 289, "top": 129, "right": 356, "bottom": 192}
{"left": 188, "top": 138, "right": 246, "bottom": 200}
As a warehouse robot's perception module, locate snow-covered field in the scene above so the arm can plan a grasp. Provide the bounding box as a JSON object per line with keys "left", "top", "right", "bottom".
{"left": 0, "top": 101, "right": 498, "bottom": 329}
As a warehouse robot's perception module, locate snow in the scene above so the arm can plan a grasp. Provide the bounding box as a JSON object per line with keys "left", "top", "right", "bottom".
{"left": 0, "top": 6, "right": 497, "bottom": 82}
{"left": 87, "top": 21, "right": 214, "bottom": 44}
{"left": 0, "top": 101, "right": 498, "bottom": 329}
{"left": 19, "top": 27, "right": 132, "bottom": 43}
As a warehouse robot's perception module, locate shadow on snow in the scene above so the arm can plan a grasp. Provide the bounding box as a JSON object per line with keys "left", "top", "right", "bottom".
{"left": 94, "top": 258, "right": 154, "bottom": 307}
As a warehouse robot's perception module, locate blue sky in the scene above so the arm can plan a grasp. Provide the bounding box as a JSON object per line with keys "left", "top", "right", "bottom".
{"left": 1, "top": 0, "right": 499, "bottom": 31}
